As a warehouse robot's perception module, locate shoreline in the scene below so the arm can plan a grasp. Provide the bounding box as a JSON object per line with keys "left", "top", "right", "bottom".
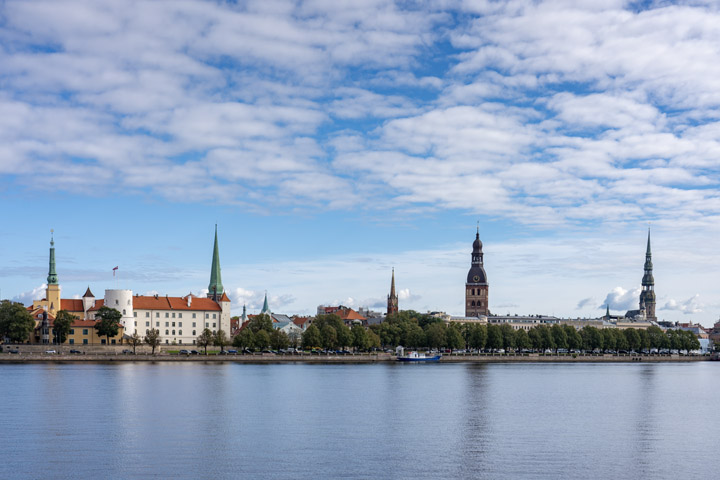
{"left": 0, "top": 353, "right": 710, "bottom": 364}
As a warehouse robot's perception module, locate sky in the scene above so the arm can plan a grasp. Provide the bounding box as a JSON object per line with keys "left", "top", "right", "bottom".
{"left": 1, "top": 0, "right": 719, "bottom": 326}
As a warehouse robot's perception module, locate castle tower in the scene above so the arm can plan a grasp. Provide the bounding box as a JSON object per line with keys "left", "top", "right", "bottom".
{"left": 208, "top": 225, "right": 224, "bottom": 301}
{"left": 82, "top": 286, "right": 96, "bottom": 317}
{"left": 465, "top": 227, "right": 489, "bottom": 317}
{"left": 387, "top": 268, "right": 398, "bottom": 316}
{"left": 104, "top": 289, "right": 134, "bottom": 336}
{"left": 639, "top": 229, "right": 656, "bottom": 321}
{"left": 46, "top": 231, "right": 61, "bottom": 317}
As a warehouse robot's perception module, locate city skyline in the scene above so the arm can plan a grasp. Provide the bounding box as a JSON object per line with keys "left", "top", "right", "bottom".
{"left": 1, "top": 1, "right": 719, "bottom": 326}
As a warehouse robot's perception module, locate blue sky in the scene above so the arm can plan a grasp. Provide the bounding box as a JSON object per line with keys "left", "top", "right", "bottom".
{"left": 1, "top": 0, "right": 719, "bottom": 325}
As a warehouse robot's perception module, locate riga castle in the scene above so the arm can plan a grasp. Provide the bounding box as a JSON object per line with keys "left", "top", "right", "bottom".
{"left": 29, "top": 228, "right": 231, "bottom": 346}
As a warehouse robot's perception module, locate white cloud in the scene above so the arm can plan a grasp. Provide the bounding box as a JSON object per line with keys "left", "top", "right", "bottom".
{"left": 601, "top": 286, "right": 642, "bottom": 311}
{"left": 11, "top": 284, "right": 47, "bottom": 306}
{"left": 663, "top": 294, "right": 703, "bottom": 315}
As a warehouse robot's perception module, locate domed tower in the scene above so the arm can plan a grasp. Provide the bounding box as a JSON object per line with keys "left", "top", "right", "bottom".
{"left": 639, "top": 229, "right": 656, "bottom": 321}
{"left": 465, "top": 228, "right": 489, "bottom": 317}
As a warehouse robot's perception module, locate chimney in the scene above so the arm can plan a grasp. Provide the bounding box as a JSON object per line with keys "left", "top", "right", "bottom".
{"left": 187, "top": 295, "right": 192, "bottom": 308}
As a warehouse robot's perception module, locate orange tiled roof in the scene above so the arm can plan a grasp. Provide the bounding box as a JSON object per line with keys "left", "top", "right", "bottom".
{"left": 61, "top": 299, "right": 84, "bottom": 312}
{"left": 219, "top": 292, "right": 230, "bottom": 302}
{"left": 337, "top": 308, "right": 366, "bottom": 321}
{"left": 89, "top": 295, "right": 223, "bottom": 312}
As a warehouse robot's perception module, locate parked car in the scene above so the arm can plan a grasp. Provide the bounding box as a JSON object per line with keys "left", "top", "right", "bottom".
{"left": 8, "top": 349, "right": 20, "bottom": 354}
{"left": 179, "top": 349, "right": 190, "bottom": 355}
{"left": 45, "top": 349, "right": 57, "bottom": 354}
{"left": 122, "top": 349, "right": 134, "bottom": 355}
{"left": 226, "top": 349, "right": 238, "bottom": 355}
{"left": 69, "top": 349, "right": 82, "bottom": 354}
{"left": 190, "top": 350, "right": 199, "bottom": 355}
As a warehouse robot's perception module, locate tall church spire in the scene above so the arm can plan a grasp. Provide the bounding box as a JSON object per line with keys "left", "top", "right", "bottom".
{"left": 387, "top": 268, "right": 398, "bottom": 316}
{"left": 261, "top": 291, "right": 270, "bottom": 315}
{"left": 639, "top": 228, "right": 656, "bottom": 321}
{"left": 207, "top": 225, "right": 224, "bottom": 300}
{"left": 465, "top": 228, "right": 489, "bottom": 317}
{"left": 47, "top": 230, "right": 58, "bottom": 285}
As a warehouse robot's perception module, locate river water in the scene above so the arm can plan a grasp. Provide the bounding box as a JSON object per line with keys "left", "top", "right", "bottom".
{"left": 0, "top": 362, "right": 716, "bottom": 479}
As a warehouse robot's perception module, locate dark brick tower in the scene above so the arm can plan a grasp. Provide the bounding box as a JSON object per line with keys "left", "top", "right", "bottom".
{"left": 465, "top": 228, "right": 489, "bottom": 317}
{"left": 387, "top": 268, "right": 398, "bottom": 316}
{"left": 639, "top": 229, "right": 656, "bottom": 321}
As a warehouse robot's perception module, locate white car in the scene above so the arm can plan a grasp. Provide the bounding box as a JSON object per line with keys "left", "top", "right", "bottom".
{"left": 45, "top": 350, "right": 57, "bottom": 354}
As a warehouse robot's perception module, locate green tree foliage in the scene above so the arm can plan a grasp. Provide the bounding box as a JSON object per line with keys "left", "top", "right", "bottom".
{"left": 0, "top": 300, "right": 35, "bottom": 343}
{"left": 601, "top": 328, "right": 616, "bottom": 352}
{"left": 563, "top": 325, "right": 582, "bottom": 351}
{"left": 551, "top": 324, "right": 568, "bottom": 352}
{"left": 93, "top": 306, "right": 122, "bottom": 346}
{"left": 425, "top": 323, "right": 446, "bottom": 350}
{"left": 405, "top": 325, "right": 425, "bottom": 348}
{"left": 254, "top": 330, "right": 271, "bottom": 350}
{"left": 646, "top": 326, "right": 667, "bottom": 350}
{"left": 539, "top": 325, "right": 556, "bottom": 351}
{"left": 232, "top": 328, "right": 255, "bottom": 350}
{"left": 500, "top": 324, "right": 516, "bottom": 351}
{"left": 270, "top": 329, "right": 290, "bottom": 351}
{"left": 623, "top": 328, "right": 641, "bottom": 352}
{"left": 486, "top": 324, "right": 503, "bottom": 351}
{"left": 213, "top": 329, "right": 229, "bottom": 353}
{"left": 127, "top": 331, "right": 143, "bottom": 354}
{"left": 320, "top": 324, "right": 338, "bottom": 350}
{"left": 196, "top": 328, "right": 213, "bottom": 354}
{"left": 302, "top": 324, "right": 322, "bottom": 349}
{"left": 528, "top": 326, "right": 542, "bottom": 351}
{"left": 248, "top": 314, "right": 273, "bottom": 333}
{"left": 367, "top": 330, "right": 381, "bottom": 349}
{"left": 53, "top": 310, "right": 75, "bottom": 344}
{"left": 446, "top": 324, "right": 465, "bottom": 351}
{"left": 614, "top": 329, "right": 628, "bottom": 351}
{"left": 468, "top": 324, "right": 487, "bottom": 350}
{"left": 351, "top": 325, "right": 369, "bottom": 351}
{"left": 336, "top": 324, "right": 353, "bottom": 349}
{"left": 581, "top": 326, "right": 603, "bottom": 352}
{"left": 514, "top": 328, "right": 531, "bottom": 350}
{"left": 144, "top": 328, "right": 161, "bottom": 355}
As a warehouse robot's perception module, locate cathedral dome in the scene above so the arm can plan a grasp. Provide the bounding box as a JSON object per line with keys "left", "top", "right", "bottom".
{"left": 467, "top": 266, "right": 487, "bottom": 285}
{"left": 473, "top": 234, "right": 482, "bottom": 252}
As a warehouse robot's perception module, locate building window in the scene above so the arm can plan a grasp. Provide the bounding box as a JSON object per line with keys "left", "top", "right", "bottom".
{"left": 156, "top": 312, "right": 159, "bottom": 317}
{"left": 101, "top": 339, "right": 106, "bottom": 344}
{"left": 172, "top": 322, "right": 175, "bottom": 327}
{"left": 172, "top": 313, "right": 175, "bottom": 318}
{"left": 111, "top": 339, "right": 116, "bottom": 345}
{"left": 146, "top": 321, "right": 150, "bottom": 327}
{"left": 213, "top": 314, "right": 216, "bottom": 319}
{"left": 192, "top": 313, "right": 196, "bottom": 319}
{"left": 83, "top": 339, "right": 88, "bottom": 345}
{"left": 122, "top": 310, "right": 126, "bottom": 315}
{"left": 165, "top": 322, "right": 169, "bottom": 327}
{"left": 165, "top": 313, "right": 169, "bottom": 318}
{"left": 156, "top": 322, "right": 159, "bottom": 327}
{"left": 179, "top": 330, "right": 182, "bottom": 335}
{"left": 69, "top": 339, "right": 74, "bottom": 345}
{"left": 134, "top": 312, "right": 137, "bottom": 317}
{"left": 134, "top": 321, "right": 137, "bottom": 326}
{"left": 178, "top": 313, "right": 182, "bottom": 318}
{"left": 179, "top": 322, "right": 182, "bottom": 327}
{"left": 83, "top": 329, "right": 88, "bottom": 335}
{"left": 165, "top": 340, "right": 169, "bottom": 344}
{"left": 193, "top": 340, "right": 196, "bottom": 345}
{"left": 70, "top": 329, "right": 75, "bottom": 334}
{"left": 192, "top": 330, "right": 196, "bottom": 336}
{"left": 115, "top": 300, "right": 119, "bottom": 305}
{"left": 146, "top": 312, "right": 150, "bottom": 317}
{"left": 192, "top": 322, "right": 196, "bottom": 327}
{"left": 179, "top": 340, "right": 182, "bottom": 344}
{"left": 165, "top": 330, "right": 169, "bottom": 335}
{"left": 213, "top": 323, "right": 216, "bottom": 328}
{"left": 172, "top": 330, "right": 175, "bottom": 335}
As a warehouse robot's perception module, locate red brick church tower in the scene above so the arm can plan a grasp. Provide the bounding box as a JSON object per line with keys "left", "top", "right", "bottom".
{"left": 465, "top": 228, "right": 489, "bottom": 317}
{"left": 387, "top": 268, "right": 399, "bottom": 316}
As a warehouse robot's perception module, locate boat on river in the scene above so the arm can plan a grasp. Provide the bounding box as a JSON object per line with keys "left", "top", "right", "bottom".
{"left": 397, "top": 351, "right": 442, "bottom": 362}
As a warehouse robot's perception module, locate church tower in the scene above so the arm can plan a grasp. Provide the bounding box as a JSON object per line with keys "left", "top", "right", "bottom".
{"left": 207, "top": 225, "right": 224, "bottom": 301}
{"left": 465, "top": 228, "right": 489, "bottom": 317}
{"left": 46, "top": 231, "right": 61, "bottom": 317}
{"left": 639, "top": 229, "right": 656, "bottom": 321}
{"left": 387, "top": 268, "right": 398, "bottom": 316}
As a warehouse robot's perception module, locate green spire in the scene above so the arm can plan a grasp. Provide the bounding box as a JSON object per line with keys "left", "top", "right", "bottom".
{"left": 261, "top": 291, "right": 270, "bottom": 315}
{"left": 606, "top": 304, "right": 610, "bottom": 318}
{"left": 47, "top": 230, "right": 58, "bottom": 285}
{"left": 646, "top": 228, "right": 652, "bottom": 256}
{"left": 208, "top": 225, "right": 224, "bottom": 299}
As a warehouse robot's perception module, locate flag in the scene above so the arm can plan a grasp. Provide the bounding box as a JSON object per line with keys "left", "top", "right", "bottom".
{"left": 113, "top": 266, "right": 118, "bottom": 277}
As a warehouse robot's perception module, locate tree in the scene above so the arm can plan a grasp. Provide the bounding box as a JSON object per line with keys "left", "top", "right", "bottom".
{"left": 405, "top": 325, "right": 425, "bottom": 349}
{"left": 53, "top": 310, "right": 75, "bottom": 344}
{"left": 528, "top": 326, "right": 542, "bottom": 351}
{"left": 94, "top": 306, "right": 122, "bottom": 346}
{"left": 500, "top": 324, "right": 516, "bottom": 351}
{"left": 321, "top": 324, "right": 338, "bottom": 350}
{"left": 351, "top": 325, "right": 369, "bottom": 351}
{"left": 581, "top": 326, "right": 603, "bottom": 352}
{"left": 302, "top": 324, "right": 322, "bottom": 349}
{"left": 601, "top": 328, "right": 616, "bottom": 352}
{"left": 270, "top": 329, "right": 289, "bottom": 351}
{"left": 233, "top": 328, "right": 255, "bottom": 350}
{"left": 254, "top": 329, "right": 270, "bottom": 350}
{"left": 336, "top": 324, "right": 353, "bottom": 349}
{"left": 0, "top": 300, "right": 35, "bottom": 343}
{"left": 213, "top": 329, "right": 229, "bottom": 353}
{"left": 551, "top": 324, "right": 567, "bottom": 352}
{"left": 563, "top": 324, "right": 582, "bottom": 351}
{"left": 367, "top": 329, "right": 381, "bottom": 349}
{"left": 624, "top": 328, "right": 641, "bottom": 352}
{"left": 646, "top": 326, "right": 667, "bottom": 351}
{"left": 515, "top": 328, "right": 531, "bottom": 350}
{"left": 469, "top": 324, "right": 487, "bottom": 351}
{"left": 486, "top": 324, "right": 503, "bottom": 351}
{"left": 446, "top": 324, "right": 465, "bottom": 351}
{"left": 248, "top": 314, "right": 274, "bottom": 333}
{"left": 425, "top": 323, "right": 447, "bottom": 350}
{"left": 614, "top": 328, "right": 628, "bottom": 351}
{"left": 127, "top": 331, "right": 143, "bottom": 354}
{"left": 538, "top": 325, "right": 556, "bottom": 352}
{"left": 196, "top": 328, "right": 213, "bottom": 354}
{"left": 144, "top": 328, "right": 161, "bottom": 355}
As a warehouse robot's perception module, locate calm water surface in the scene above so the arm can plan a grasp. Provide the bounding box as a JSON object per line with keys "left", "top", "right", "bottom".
{"left": 0, "top": 362, "right": 717, "bottom": 479}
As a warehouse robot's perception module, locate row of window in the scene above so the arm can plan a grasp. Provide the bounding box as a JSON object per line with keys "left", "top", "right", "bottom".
{"left": 137, "top": 322, "right": 217, "bottom": 329}
{"left": 468, "top": 288, "right": 487, "bottom": 296}
{"left": 133, "top": 311, "right": 218, "bottom": 319}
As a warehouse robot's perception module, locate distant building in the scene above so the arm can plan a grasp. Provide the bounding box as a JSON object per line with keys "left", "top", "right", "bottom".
{"left": 387, "top": 268, "right": 398, "bottom": 316}
{"left": 465, "top": 227, "right": 489, "bottom": 317}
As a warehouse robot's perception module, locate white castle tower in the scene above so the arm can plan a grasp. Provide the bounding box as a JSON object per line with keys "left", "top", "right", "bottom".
{"left": 104, "top": 289, "right": 134, "bottom": 336}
